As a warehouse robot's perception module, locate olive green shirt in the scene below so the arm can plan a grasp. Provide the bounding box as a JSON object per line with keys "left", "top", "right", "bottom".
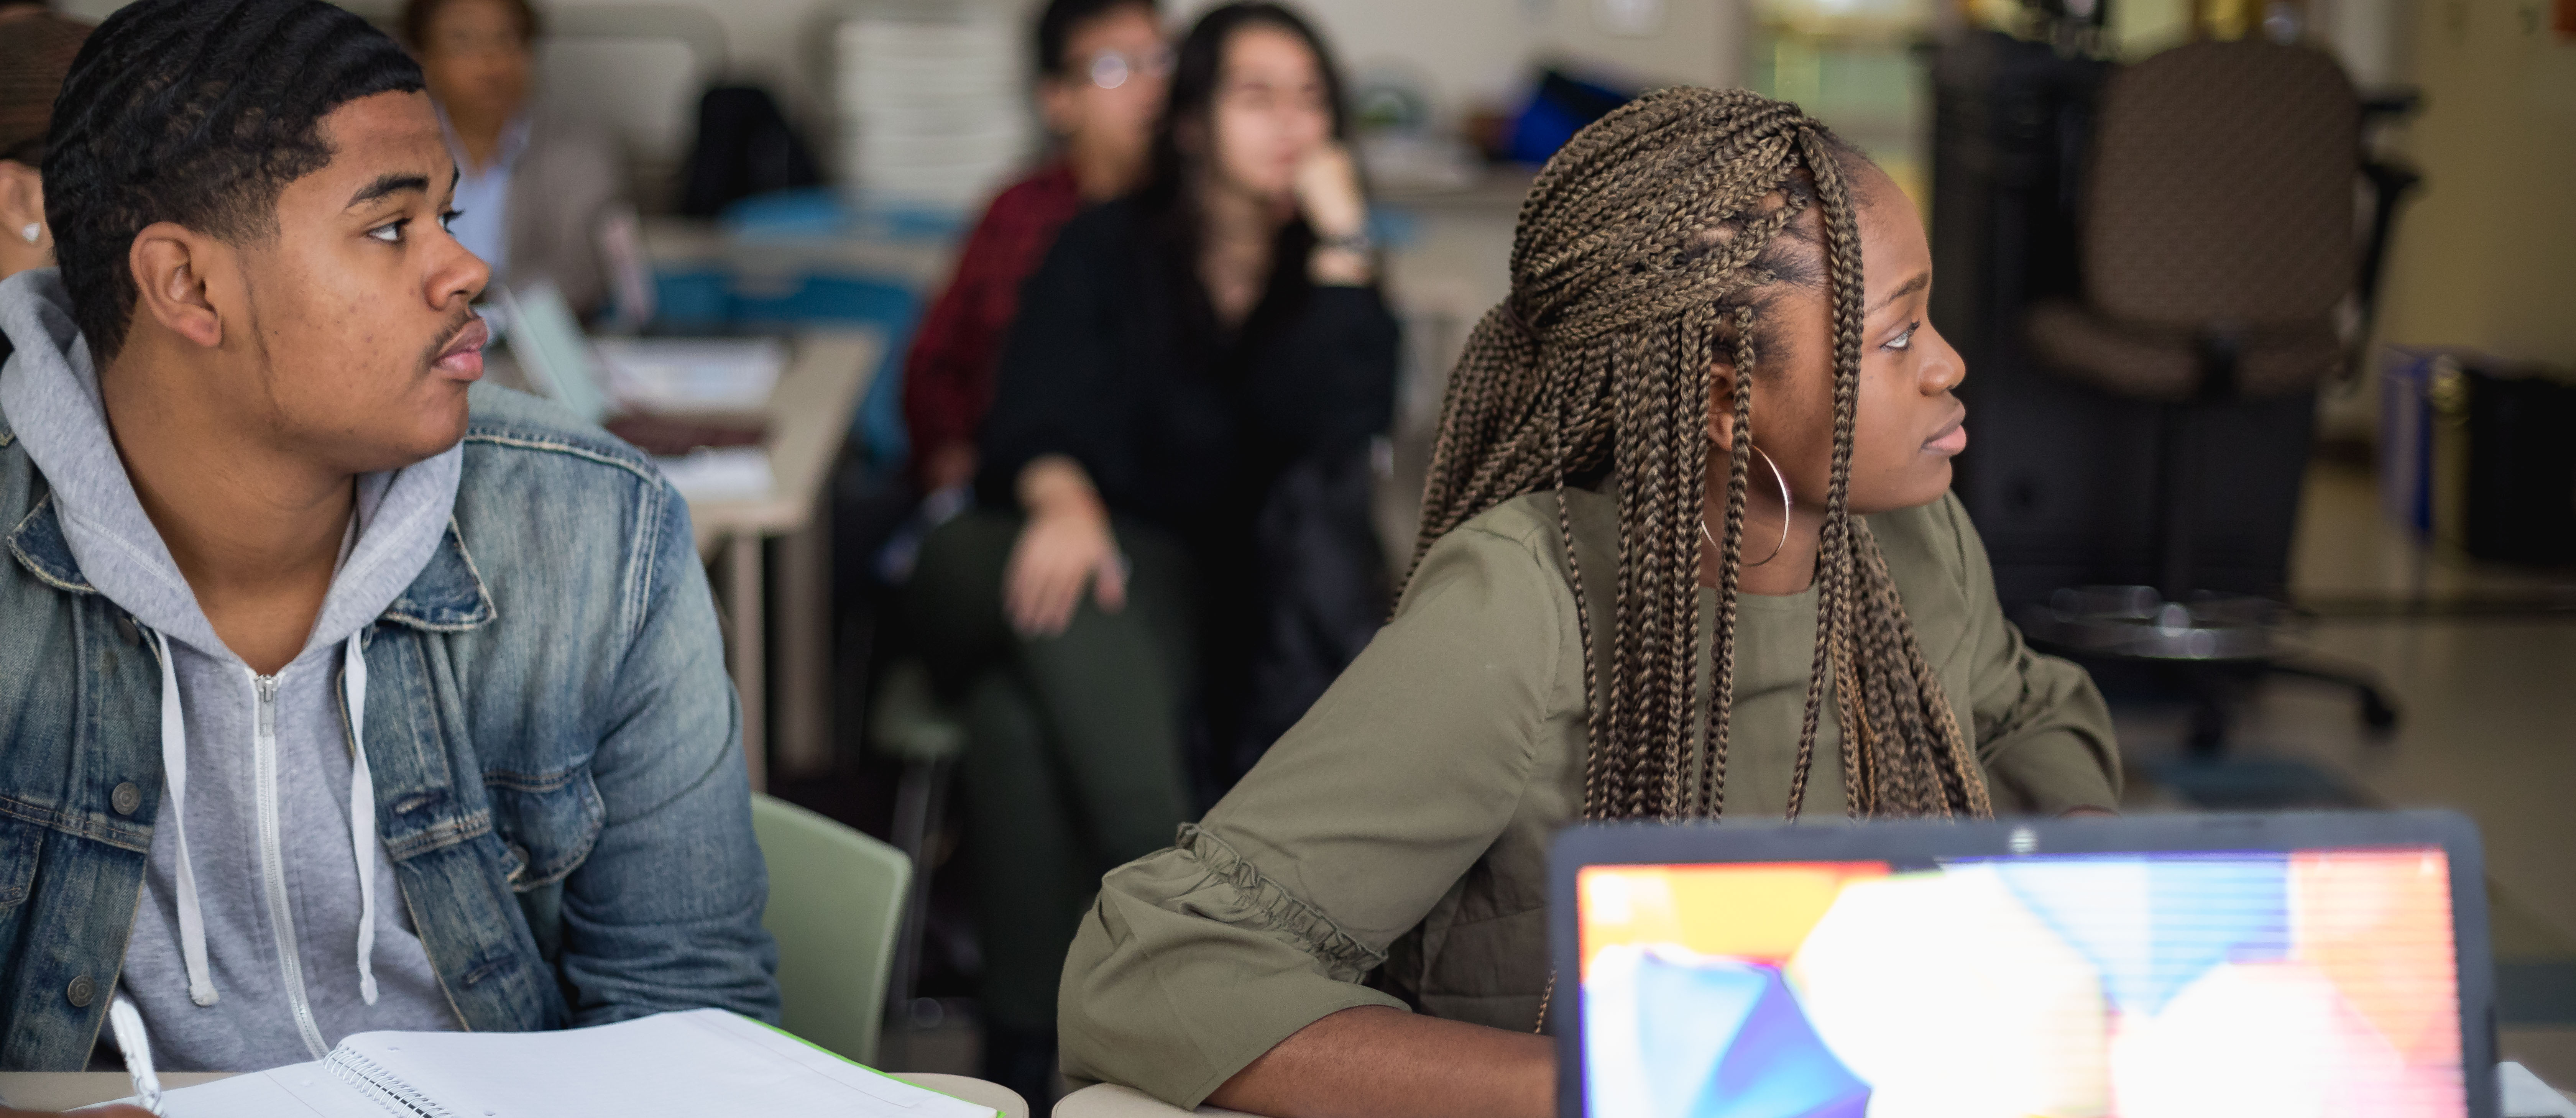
{"left": 1058, "top": 488, "right": 2121, "bottom": 1107}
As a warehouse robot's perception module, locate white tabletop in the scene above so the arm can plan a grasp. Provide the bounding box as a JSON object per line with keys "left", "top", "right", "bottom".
{"left": 0, "top": 1070, "right": 1026, "bottom": 1117}
{"left": 680, "top": 329, "right": 881, "bottom": 548}
{"left": 1052, "top": 1082, "right": 1252, "bottom": 1117}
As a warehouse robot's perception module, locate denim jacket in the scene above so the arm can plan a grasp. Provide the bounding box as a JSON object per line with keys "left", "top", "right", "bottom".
{"left": 0, "top": 384, "right": 780, "bottom": 1068}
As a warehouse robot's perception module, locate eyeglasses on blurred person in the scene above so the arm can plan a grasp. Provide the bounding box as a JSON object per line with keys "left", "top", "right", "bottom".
{"left": 1082, "top": 45, "right": 1174, "bottom": 90}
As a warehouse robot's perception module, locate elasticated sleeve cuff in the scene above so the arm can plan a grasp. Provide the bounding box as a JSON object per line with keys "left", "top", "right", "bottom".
{"left": 1058, "top": 828, "right": 1410, "bottom": 1108}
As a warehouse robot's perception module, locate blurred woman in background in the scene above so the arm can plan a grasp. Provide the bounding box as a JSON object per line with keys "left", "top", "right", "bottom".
{"left": 905, "top": 0, "right": 1396, "bottom": 1101}
{"left": 402, "top": 0, "right": 631, "bottom": 318}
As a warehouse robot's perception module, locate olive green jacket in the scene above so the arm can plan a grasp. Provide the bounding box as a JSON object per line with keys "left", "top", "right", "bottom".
{"left": 1058, "top": 487, "right": 2121, "bottom": 1107}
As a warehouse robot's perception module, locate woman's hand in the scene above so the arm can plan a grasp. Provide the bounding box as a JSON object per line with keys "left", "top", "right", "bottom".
{"left": 1005, "top": 456, "right": 1127, "bottom": 637}
{"left": 1291, "top": 142, "right": 1367, "bottom": 242}
{"left": 1293, "top": 144, "right": 1374, "bottom": 286}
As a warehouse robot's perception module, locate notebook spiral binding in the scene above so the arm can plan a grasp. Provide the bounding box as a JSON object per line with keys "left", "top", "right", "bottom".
{"left": 325, "top": 1048, "right": 455, "bottom": 1118}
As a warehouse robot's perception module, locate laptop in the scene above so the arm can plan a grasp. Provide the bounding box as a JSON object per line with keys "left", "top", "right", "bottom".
{"left": 496, "top": 281, "right": 611, "bottom": 425}
{"left": 1549, "top": 810, "right": 2499, "bottom": 1118}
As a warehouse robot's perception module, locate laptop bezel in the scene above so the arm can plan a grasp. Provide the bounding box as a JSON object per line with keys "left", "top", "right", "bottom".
{"left": 1548, "top": 809, "right": 2497, "bottom": 1118}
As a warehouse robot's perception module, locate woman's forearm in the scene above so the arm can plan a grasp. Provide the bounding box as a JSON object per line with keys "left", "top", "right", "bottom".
{"left": 1205, "top": 1005, "right": 1556, "bottom": 1118}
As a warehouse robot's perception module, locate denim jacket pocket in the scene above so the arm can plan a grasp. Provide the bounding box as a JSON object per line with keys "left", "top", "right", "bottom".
{"left": 0, "top": 813, "right": 40, "bottom": 910}
{"left": 482, "top": 766, "right": 605, "bottom": 891}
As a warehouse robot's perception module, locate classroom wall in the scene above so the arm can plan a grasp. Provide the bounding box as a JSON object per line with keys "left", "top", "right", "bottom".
{"left": 1168, "top": 0, "right": 1748, "bottom": 120}
{"left": 531, "top": 0, "right": 1753, "bottom": 130}
{"left": 55, "top": 0, "right": 1745, "bottom": 188}
{"left": 2372, "top": 0, "right": 2576, "bottom": 367}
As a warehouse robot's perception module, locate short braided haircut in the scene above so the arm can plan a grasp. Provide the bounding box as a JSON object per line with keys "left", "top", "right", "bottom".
{"left": 46, "top": 0, "right": 425, "bottom": 364}
{"left": 1412, "top": 87, "right": 1992, "bottom": 823}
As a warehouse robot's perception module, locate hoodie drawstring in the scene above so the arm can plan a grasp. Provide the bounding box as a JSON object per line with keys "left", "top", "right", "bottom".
{"left": 150, "top": 628, "right": 381, "bottom": 1009}
{"left": 151, "top": 630, "right": 218, "bottom": 1008}
{"left": 344, "top": 631, "right": 379, "bottom": 1006}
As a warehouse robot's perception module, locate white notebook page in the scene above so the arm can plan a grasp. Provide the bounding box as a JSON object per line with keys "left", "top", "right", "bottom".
{"left": 155, "top": 1009, "right": 994, "bottom": 1118}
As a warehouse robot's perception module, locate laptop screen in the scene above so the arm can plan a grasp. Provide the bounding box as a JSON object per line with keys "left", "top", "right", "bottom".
{"left": 1575, "top": 847, "right": 2465, "bottom": 1118}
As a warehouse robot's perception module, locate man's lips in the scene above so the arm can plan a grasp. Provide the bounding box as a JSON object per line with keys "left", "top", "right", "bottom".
{"left": 434, "top": 317, "right": 489, "bottom": 379}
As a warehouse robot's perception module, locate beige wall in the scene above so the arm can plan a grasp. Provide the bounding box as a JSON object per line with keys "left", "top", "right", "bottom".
{"left": 2373, "top": 0, "right": 2576, "bottom": 366}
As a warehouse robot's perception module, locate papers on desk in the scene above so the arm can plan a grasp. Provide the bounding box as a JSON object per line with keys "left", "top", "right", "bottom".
{"left": 148, "top": 1008, "right": 996, "bottom": 1118}
{"left": 2506, "top": 1061, "right": 2576, "bottom": 1118}
{"left": 654, "top": 447, "right": 774, "bottom": 501}
{"left": 595, "top": 337, "right": 786, "bottom": 415}
{"left": 497, "top": 284, "right": 787, "bottom": 421}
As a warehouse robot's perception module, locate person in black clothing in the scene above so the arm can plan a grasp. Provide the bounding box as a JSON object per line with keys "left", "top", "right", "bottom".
{"left": 904, "top": 1, "right": 1396, "bottom": 1102}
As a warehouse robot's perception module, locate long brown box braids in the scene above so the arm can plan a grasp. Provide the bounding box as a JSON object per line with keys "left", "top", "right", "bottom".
{"left": 1409, "top": 88, "right": 1993, "bottom": 825}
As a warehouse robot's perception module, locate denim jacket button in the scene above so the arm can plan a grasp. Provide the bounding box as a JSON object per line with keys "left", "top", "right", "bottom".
{"left": 111, "top": 782, "right": 142, "bottom": 816}
{"left": 508, "top": 844, "right": 531, "bottom": 875}
{"left": 65, "top": 975, "right": 95, "bottom": 1008}
{"left": 115, "top": 616, "right": 139, "bottom": 645}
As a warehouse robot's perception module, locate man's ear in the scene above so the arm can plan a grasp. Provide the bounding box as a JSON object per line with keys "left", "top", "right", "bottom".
{"left": 127, "top": 222, "right": 229, "bottom": 351}
{"left": 0, "top": 160, "right": 43, "bottom": 239}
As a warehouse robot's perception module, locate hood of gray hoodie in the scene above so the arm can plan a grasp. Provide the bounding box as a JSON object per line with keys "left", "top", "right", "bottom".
{"left": 0, "top": 268, "right": 466, "bottom": 1069}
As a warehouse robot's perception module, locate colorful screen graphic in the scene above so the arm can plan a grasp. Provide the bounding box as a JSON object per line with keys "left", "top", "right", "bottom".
{"left": 1577, "top": 849, "right": 2463, "bottom": 1118}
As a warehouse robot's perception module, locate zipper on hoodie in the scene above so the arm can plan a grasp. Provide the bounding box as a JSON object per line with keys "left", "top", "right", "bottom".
{"left": 253, "top": 670, "right": 332, "bottom": 1060}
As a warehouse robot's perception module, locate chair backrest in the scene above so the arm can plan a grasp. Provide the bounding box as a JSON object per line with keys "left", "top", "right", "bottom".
{"left": 2083, "top": 39, "right": 2359, "bottom": 330}
{"left": 750, "top": 793, "right": 911, "bottom": 1065}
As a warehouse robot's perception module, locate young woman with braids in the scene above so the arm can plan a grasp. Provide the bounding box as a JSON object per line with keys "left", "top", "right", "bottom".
{"left": 1057, "top": 87, "right": 2120, "bottom": 1117}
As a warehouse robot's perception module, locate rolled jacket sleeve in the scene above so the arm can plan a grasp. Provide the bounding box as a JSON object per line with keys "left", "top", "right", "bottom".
{"left": 1938, "top": 497, "right": 2124, "bottom": 815}
{"left": 1059, "top": 518, "right": 1576, "bottom": 1108}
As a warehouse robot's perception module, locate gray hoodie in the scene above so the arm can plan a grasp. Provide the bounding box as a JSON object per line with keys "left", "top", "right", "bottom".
{"left": 0, "top": 269, "right": 463, "bottom": 1070}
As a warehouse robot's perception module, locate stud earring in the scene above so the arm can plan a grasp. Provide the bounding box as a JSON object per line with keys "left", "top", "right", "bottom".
{"left": 18, "top": 223, "right": 36, "bottom": 245}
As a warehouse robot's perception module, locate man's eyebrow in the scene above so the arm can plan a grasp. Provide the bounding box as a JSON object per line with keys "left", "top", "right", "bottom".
{"left": 347, "top": 172, "right": 432, "bottom": 208}
{"left": 1869, "top": 272, "right": 1930, "bottom": 315}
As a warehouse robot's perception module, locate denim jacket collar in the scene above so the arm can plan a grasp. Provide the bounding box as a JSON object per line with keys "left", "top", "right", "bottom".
{"left": 7, "top": 487, "right": 497, "bottom": 631}
{"left": 381, "top": 520, "right": 499, "bottom": 631}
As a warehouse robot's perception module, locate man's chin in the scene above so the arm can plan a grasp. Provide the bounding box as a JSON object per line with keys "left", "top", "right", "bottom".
{"left": 344, "top": 399, "right": 471, "bottom": 473}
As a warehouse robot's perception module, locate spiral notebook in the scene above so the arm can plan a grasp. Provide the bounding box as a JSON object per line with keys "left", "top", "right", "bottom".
{"left": 148, "top": 1008, "right": 995, "bottom": 1118}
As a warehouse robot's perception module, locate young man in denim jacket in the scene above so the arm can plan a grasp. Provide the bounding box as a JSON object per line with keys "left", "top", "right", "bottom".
{"left": 0, "top": 0, "right": 777, "bottom": 1081}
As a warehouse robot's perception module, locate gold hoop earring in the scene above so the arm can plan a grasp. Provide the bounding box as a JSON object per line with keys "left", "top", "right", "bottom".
{"left": 1701, "top": 444, "right": 1794, "bottom": 568}
{"left": 1745, "top": 445, "right": 1792, "bottom": 566}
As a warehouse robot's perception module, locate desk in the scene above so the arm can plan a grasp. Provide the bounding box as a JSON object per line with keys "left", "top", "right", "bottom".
{"left": 1053, "top": 1083, "right": 1250, "bottom": 1117}
{"left": 0, "top": 1070, "right": 1025, "bottom": 1117}
{"left": 680, "top": 330, "right": 881, "bottom": 791}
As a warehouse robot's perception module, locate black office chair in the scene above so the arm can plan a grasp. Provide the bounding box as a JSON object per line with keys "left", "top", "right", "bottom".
{"left": 2016, "top": 37, "right": 2413, "bottom": 749}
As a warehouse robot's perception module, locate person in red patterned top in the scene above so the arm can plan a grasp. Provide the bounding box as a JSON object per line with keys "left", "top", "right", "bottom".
{"left": 900, "top": 0, "right": 1168, "bottom": 494}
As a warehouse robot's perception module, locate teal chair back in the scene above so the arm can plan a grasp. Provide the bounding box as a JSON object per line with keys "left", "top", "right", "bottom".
{"left": 750, "top": 793, "right": 911, "bottom": 1065}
